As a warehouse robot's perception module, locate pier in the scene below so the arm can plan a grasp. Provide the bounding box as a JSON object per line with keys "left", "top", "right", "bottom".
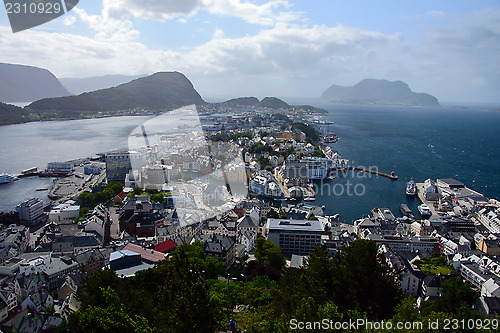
{"left": 350, "top": 166, "right": 399, "bottom": 180}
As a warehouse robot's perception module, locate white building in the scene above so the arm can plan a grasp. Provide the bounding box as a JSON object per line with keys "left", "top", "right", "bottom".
{"left": 47, "top": 162, "right": 74, "bottom": 173}
{"left": 16, "top": 198, "right": 44, "bottom": 225}
{"left": 49, "top": 202, "right": 80, "bottom": 224}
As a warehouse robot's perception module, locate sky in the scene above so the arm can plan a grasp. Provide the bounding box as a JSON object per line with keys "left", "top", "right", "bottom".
{"left": 1, "top": 0, "right": 500, "bottom": 104}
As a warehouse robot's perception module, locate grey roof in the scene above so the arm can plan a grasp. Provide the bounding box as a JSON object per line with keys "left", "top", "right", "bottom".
{"left": 484, "top": 297, "right": 500, "bottom": 311}
{"left": 290, "top": 255, "right": 306, "bottom": 268}
{"left": 267, "top": 219, "right": 324, "bottom": 232}
{"left": 238, "top": 216, "right": 258, "bottom": 229}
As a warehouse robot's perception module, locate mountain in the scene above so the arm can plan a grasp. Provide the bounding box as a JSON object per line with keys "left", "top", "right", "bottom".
{"left": 220, "top": 96, "right": 259, "bottom": 106}
{"left": 29, "top": 72, "right": 205, "bottom": 114}
{"left": 320, "top": 79, "right": 440, "bottom": 107}
{"left": 0, "top": 101, "right": 31, "bottom": 125}
{"left": 0, "top": 63, "right": 71, "bottom": 103}
{"left": 256, "top": 97, "right": 290, "bottom": 109}
{"left": 60, "top": 74, "right": 147, "bottom": 95}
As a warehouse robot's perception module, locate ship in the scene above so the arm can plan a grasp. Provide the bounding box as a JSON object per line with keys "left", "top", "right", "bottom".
{"left": 323, "top": 133, "right": 338, "bottom": 143}
{"left": 0, "top": 173, "right": 19, "bottom": 184}
{"left": 406, "top": 178, "right": 416, "bottom": 196}
{"left": 418, "top": 204, "right": 432, "bottom": 217}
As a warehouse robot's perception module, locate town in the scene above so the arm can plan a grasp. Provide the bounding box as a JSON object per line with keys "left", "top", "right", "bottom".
{"left": 0, "top": 102, "right": 499, "bottom": 330}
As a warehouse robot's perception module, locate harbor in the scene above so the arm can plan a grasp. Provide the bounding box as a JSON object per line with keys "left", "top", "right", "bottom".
{"left": 350, "top": 166, "right": 399, "bottom": 180}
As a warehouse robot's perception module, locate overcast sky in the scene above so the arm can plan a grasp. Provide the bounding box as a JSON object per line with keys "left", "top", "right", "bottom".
{"left": 1, "top": 0, "right": 499, "bottom": 104}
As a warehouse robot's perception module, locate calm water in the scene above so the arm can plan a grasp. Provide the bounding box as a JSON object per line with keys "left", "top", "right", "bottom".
{"left": 1, "top": 106, "right": 499, "bottom": 224}
{"left": 314, "top": 104, "right": 500, "bottom": 223}
{"left": 0, "top": 116, "right": 152, "bottom": 211}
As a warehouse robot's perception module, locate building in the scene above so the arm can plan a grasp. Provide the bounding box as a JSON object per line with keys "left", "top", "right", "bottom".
{"left": 367, "top": 234, "right": 439, "bottom": 253}
{"left": 47, "top": 162, "right": 74, "bottom": 174}
{"left": 84, "top": 164, "right": 102, "bottom": 175}
{"left": 48, "top": 202, "right": 80, "bottom": 224}
{"left": 16, "top": 198, "right": 44, "bottom": 225}
{"left": 249, "top": 171, "right": 284, "bottom": 198}
{"left": 265, "top": 218, "right": 325, "bottom": 257}
{"left": 105, "top": 150, "right": 141, "bottom": 183}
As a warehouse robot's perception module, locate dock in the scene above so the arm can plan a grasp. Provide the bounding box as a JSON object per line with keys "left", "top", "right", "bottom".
{"left": 350, "top": 166, "right": 399, "bottom": 180}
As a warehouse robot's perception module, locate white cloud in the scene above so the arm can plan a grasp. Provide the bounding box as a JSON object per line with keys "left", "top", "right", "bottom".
{"left": 103, "top": 0, "right": 202, "bottom": 21}
{"left": 1, "top": 5, "right": 499, "bottom": 103}
{"left": 63, "top": 15, "right": 77, "bottom": 26}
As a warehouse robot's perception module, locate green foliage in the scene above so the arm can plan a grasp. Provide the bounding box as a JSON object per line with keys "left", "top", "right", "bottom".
{"left": 292, "top": 122, "right": 321, "bottom": 143}
{"left": 29, "top": 72, "right": 204, "bottom": 113}
{"left": 248, "top": 142, "right": 273, "bottom": 154}
{"left": 150, "top": 193, "right": 164, "bottom": 204}
{"left": 312, "top": 145, "right": 326, "bottom": 158}
{"left": 258, "top": 155, "right": 272, "bottom": 171}
{"left": 415, "top": 254, "right": 454, "bottom": 275}
{"left": 421, "top": 277, "right": 478, "bottom": 318}
{"left": 133, "top": 187, "right": 143, "bottom": 195}
{"left": 107, "top": 181, "right": 124, "bottom": 196}
{"left": 255, "top": 238, "right": 286, "bottom": 271}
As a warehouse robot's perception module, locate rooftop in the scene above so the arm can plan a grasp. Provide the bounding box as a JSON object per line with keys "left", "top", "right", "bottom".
{"left": 267, "top": 218, "right": 324, "bottom": 232}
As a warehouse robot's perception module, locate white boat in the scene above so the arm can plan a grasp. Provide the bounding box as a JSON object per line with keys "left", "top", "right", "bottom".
{"left": 418, "top": 204, "right": 432, "bottom": 216}
{"left": 406, "top": 178, "right": 416, "bottom": 196}
{"left": 304, "top": 197, "right": 316, "bottom": 201}
{"left": 0, "top": 173, "right": 19, "bottom": 184}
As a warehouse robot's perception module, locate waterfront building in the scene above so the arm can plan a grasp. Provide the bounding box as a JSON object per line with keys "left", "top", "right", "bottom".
{"left": 47, "top": 162, "right": 74, "bottom": 174}
{"left": 265, "top": 218, "right": 324, "bottom": 257}
{"left": 16, "top": 198, "right": 44, "bottom": 225}
{"left": 105, "top": 150, "right": 141, "bottom": 183}
{"left": 83, "top": 164, "right": 102, "bottom": 175}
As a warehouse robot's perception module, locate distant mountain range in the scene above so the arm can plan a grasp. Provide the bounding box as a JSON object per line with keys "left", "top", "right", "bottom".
{"left": 60, "top": 74, "right": 148, "bottom": 95}
{"left": 0, "top": 62, "right": 71, "bottom": 103}
{"left": 320, "top": 79, "right": 440, "bottom": 107}
{"left": 214, "top": 96, "right": 327, "bottom": 114}
{"left": 29, "top": 72, "right": 205, "bottom": 113}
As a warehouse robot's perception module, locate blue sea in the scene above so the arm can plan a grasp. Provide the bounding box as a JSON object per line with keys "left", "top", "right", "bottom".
{"left": 313, "top": 104, "right": 500, "bottom": 223}
{"left": 0, "top": 105, "right": 499, "bottom": 224}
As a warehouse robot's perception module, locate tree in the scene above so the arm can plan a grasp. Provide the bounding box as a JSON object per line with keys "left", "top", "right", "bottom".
{"left": 422, "top": 277, "right": 478, "bottom": 317}
{"left": 107, "top": 181, "right": 124, "bottom": 196}
{"left": 75, "top": 287, "right": 151, "bottom": 333}
{"left": 78, "top": 191, "right": 96, "bottom": 208}
{"left": 255, "top": 238, "right": 285, "bottom": 271}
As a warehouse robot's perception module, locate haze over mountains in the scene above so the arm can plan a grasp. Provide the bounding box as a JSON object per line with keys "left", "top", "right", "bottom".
{"left": 321, "top": 79, "right": 440, "bottom": 107}
{"left": 29, "top": 72, "right": 205, "bottom": 113}
{"left": 60, "top": 74, "right": 148, "bottom": 95}
{"left": 0, "top": 63, "right": 71, "bottom": 103}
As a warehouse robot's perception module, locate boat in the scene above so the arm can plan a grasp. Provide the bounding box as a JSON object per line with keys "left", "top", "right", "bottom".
{"left": 0, "top": 173, "right": 19, "bottom": 184}
{"left": 399, "top": 204, "right": 413, "bottom": 217}
{"left": 406, "top": 178, "right": 417, "bottom": 196}
{"left": 323, "top": 133, "right": 338, "bottom": 143}
{"left": 418, "top": 204, "right": 432, "bottom": 217}
{"left": 36, "top": 188, "right": 48, "bottom": 191}
{"left": 304, "top": 197, "right": 316, "bottom": 201}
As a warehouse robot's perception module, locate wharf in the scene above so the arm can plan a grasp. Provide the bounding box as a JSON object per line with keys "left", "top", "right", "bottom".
{"left": 415, "top": 183, "right": 441, "bottom": 219}
{"left": 350, "top": 166, "right": 398, "bottom": 180}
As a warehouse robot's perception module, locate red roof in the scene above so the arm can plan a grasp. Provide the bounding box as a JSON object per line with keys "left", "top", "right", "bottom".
{"left": 122, "top": 243, "right": 166, "bottom": 262}
{"left": 154, "top": 240, "right": 178, "bottom": 253}
{"left": 116, "top": 191, "right": 127, "bottom": 200}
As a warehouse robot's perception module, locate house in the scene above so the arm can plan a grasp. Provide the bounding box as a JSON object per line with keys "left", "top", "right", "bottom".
{"left": 154, "top": 240, "right": 178, "bottom": 253}
{"left": 122, "top": 243, "right": 166, "bottom": 264}
{"left": 57, "top": 276, "right": 78, "bottom": 302}
{"left": 75, "top": 249, "right": 105, "bottom": 276}
{"left": 84, "top": 204, "right": 109, "bottom": 239}
{"left": 198, "top": 234, "right": 237, "bottom": 267}
{"left": 424, "top": 179, "right": 440, "bottom": 201}
{"left": 476, "top": 297, "right": 500, "bottom": 317}
{"left": 420, "top": 274, "right": 454, "bottom": 300}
